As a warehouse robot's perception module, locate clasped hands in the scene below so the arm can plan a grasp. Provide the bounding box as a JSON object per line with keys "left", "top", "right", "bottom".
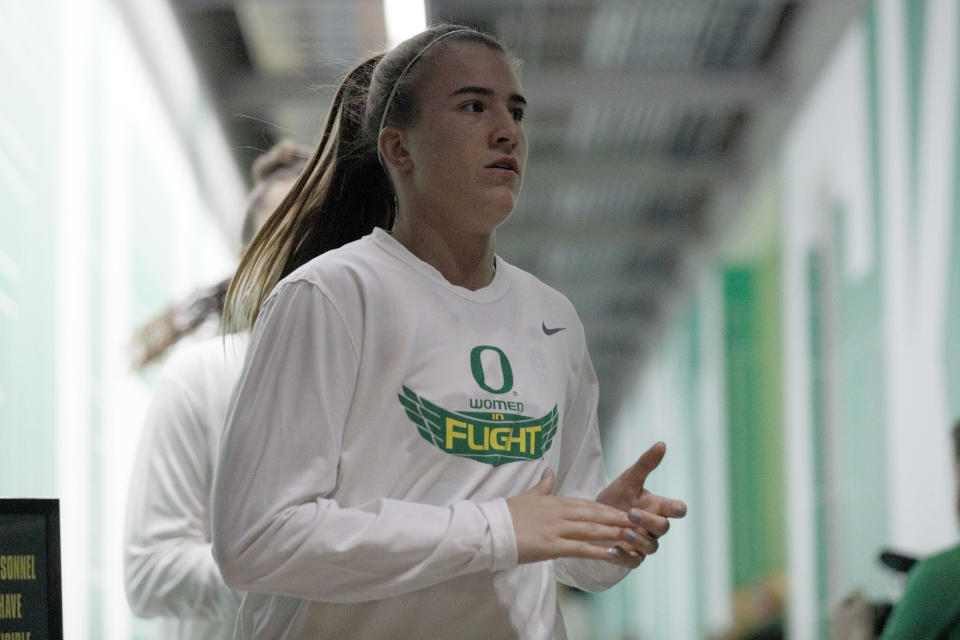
{"left": 507, "top": 441, "right": 686, "bottom": 568}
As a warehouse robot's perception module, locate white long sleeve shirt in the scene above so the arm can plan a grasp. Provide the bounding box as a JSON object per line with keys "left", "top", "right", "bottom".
{"left": 124, "top": 334, "right": 247, "bottom": 639}
{"left": 212, "top": 229, "right": 627, "bottom": 639}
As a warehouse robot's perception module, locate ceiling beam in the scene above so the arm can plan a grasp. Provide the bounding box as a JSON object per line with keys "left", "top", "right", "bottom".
{"left": 220, "top": 59, "right": 782, "bottom": 117}
{"left": 523, "top": 66, "right": 784, "bottom": 109}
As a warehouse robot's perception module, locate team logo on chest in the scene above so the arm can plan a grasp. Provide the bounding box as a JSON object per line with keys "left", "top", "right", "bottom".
{"left": 398, "top": 346, "right": 559, "bottom": 466}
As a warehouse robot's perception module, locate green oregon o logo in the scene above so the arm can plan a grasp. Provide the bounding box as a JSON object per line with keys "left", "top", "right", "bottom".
{"left": 470, "top": 346, "right": 514, "bottom": 394}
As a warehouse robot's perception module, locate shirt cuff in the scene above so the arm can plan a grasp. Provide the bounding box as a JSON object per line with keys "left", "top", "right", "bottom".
{"left": 478, "top": 497, "right": 518, "bottom": 571}
{"left": 555, "top": 557, "right": 631, "bottom": 592}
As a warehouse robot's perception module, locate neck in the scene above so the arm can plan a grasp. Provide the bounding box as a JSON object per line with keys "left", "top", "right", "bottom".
{"left": 390, "top": 215, "right": 497, "bottom": 290}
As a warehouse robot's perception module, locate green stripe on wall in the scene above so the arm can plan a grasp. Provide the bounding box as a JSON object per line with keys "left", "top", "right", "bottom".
{"left": 806, "top": 251, "right": 830, "bottom": 640}
{"left": 906, "top": 0, "right": 926, "bottom": 236}
{"left": 723, "top": 254, "right": 785, "bottom": 587}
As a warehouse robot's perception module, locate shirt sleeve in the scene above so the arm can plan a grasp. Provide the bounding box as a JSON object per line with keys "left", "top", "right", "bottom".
{"left": 124, "top": 349, "right": 243, "bottom": 620}
{"left": 879, "top": 549, "right": 960, "bottom": 639}
{"left": 211, "top": 280, "right": 517, "bottom": 604}
{"left": 552, "top": 342, "right": 630, "bottom": 592}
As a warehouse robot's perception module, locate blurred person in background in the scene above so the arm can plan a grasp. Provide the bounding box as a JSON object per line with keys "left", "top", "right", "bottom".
{"left": 212, "top": 23, "right": 686, "bottom": 640}
{"left": 831, "top": 419, "right": 960, "bottom": 640}
{"left": 123, "top": 140, "right": 309, "bottom": 640}
{"left": 877, "top": 419, "right": 960, "bottom": 639}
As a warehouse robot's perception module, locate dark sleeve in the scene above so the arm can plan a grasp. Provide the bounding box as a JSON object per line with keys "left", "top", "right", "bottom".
{"left": 880, "top": 551, "right": 960, "bottom": 639}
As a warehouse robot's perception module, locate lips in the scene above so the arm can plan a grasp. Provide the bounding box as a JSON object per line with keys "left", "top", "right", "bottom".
{"left": 486, "top": 157, "right": 519, "bottom": 175}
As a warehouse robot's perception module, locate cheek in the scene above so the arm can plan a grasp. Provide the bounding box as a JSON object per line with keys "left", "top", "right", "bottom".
{"left": 417, "top": 129, "right": 459, "bottom": 166}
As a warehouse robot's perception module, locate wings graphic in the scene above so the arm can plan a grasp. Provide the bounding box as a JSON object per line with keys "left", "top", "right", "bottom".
{"left": 398, "top": 386, "right": 559, "bottom": 466}
{"left": 398, "top": 385, "right": 447, "bottom": 449}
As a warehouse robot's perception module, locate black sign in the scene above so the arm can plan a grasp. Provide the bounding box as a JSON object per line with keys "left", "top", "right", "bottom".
{"left": 0, "top": 500, "right": 62, "bottom": 640}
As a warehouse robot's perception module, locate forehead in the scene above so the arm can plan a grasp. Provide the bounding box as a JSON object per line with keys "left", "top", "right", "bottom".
{"left": 417, "top": 41, "right": 521, "bottom": 97}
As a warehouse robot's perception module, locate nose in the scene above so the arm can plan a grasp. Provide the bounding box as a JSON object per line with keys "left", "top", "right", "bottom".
{"left": 492, "top": 110, "right": 521, "bottom": 151}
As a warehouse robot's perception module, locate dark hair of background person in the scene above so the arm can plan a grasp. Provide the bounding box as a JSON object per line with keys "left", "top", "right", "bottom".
{"left": 129, "top": 141, "right": 309, "bottom": 371}
{"left": 222, "top": 24, "right": 509, "bottom": 333}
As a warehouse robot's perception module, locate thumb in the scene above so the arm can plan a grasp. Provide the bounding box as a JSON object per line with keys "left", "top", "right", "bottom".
{"left": 622, "top": 441, "right": 667, "bottom": 486}
{"left": 532, "top": 468, "right": 555, "bottom": 495}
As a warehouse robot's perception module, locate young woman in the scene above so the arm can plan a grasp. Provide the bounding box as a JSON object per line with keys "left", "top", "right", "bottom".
{"left": 124, "top": 141, "right": 309, "bottom": 640}
{"left": 212, "top": 24, "right": 686, "bottom": 639}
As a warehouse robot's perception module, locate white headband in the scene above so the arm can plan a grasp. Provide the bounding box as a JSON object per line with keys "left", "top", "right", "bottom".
{"left": 377, "top": 28, "right": 473, "bottom": 164}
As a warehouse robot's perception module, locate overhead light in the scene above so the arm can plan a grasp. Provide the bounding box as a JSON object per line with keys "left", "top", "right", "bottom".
{"left": 383, "top": 0, "right": 426, "bottom": 48}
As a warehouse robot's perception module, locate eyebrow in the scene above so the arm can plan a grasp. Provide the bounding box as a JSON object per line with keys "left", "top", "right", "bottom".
{"left": 451, "top": 85, "right": 527, "bottom": 106}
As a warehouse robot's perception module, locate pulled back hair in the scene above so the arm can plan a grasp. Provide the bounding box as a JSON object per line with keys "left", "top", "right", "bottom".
{"left": 223, "top": 24, "right": 508, "bottom": 331}
{"left": 129, "top": 140, "right": 308, "bottom": 371}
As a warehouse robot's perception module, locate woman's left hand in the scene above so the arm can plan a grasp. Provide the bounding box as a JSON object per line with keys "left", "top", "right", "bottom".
{"left": 595, "top": 441, "right": 687, "bottom": 564}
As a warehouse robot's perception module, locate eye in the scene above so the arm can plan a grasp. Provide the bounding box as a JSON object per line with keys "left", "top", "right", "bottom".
{"left": 511, "top": 107, "right": 525, "bottom": 122}
{"left": 462, "top": 101, "right": 485, "bottom": 113}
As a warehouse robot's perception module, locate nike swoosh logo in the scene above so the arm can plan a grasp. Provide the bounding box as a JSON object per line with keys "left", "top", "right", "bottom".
{"left": 542, "top": 322, "right": 566, "bottom": 336}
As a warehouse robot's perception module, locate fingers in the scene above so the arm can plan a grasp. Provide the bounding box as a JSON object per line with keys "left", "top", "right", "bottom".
{"left": 556, "top": 519, "right": 660, "bottom": 557}
{"left": 556, "top": 526, "right": 656, "bottom": 566}
{"left": 508, "top": 474, "right": 681, "bottom": 566}
{"left": 560, "top": 520, "right": 634, "bottom": 545}
{"left": 560, "top": 497, "right": 633, "bottom": 526}
{"left": 554, "top": 539, "right": 645, "bottom": 568}
{"left": 627, "top": 508, "right": 670, "bottom": 537}
{"left": 509, "top": 485, "right": 637, "bottom": 563}
{"left": 551, "top": 500, "right": 661, "bottom": 555}
{"left": 663, "top": 499, "right": 687, "bottom": 518}
{"left": 603, "top": 545, "right": 645, "bottom": 569}
{"left": 617, "top": 508, "right": 670, "bottom": 556}
{"left": 639, "top": 495, "right": 688, "bottom": 519}
{"left": 621, "top": 528, "right": 658, "bottom": 555}
{"left": 552, "top": 509, "right": 663, "bottom": 556}
{"left": 620, "top": 441, "right": 666, "bottom": 487}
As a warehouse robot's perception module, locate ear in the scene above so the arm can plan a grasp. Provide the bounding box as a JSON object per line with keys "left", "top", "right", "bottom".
{"left": 378, "top": 127, "right": 413, "bottom": 172}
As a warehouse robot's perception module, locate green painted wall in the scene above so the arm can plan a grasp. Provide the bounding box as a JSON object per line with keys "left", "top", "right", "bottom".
{"left": 722, "top": 251, "right": 785, "bottom": 587}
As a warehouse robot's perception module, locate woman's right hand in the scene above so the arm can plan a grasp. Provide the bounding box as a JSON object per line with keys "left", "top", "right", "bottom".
{"left": 506, "top": 469, "right": 644, "bottom": 568}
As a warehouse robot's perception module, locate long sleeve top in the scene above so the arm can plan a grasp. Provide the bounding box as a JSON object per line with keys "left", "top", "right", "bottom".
{"left": 124, "top": 334, "right": 247, "bottom": 640}
{"left": 212, "top": 229, "right": 628, "bottom": 639}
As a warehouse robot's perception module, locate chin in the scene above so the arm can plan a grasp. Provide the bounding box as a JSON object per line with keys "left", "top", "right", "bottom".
{"left": 455, "top": 190, "right": 518, "bottom": 233}
{"left": 489, "top": 202, "right": 516, "bottom": 229}
{"left": 489, "top": 189, "right": 519, "bottom": 217}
